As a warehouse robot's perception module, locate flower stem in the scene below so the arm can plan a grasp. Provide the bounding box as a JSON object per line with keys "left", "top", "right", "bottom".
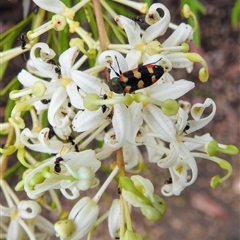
{"left": 93, "top": 0, "right": 109, "bottom": 51}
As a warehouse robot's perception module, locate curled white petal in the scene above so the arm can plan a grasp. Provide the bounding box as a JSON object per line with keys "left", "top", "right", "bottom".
{"left": 143, "top": 3, "right": 171, "bottom": 42}
{"left": 60, "top": 186, "right": 80, "bottom": 200}
{"left": 20, "top": 128, "right": 63, "bottom": 153}
{"left": 30, "top": 43, "right": 57, "bottom": 79}
{"left": 157, "top": 142, "right": 180, "bottom": 168}
{"left": 189, "top": 98, "right": 216, "bottom": 133}
{"left": 18, "top": 200, "right": 41, "bottom": 219}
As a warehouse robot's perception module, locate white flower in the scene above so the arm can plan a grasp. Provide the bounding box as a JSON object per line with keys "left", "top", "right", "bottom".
{"left": 24, "top": 150, "right": 101, "bottom": 199}
{"left": 144, "top": 98, "right": 217, "bottom": 196}
{"left": 20, "top": 127, "right": 63, "bottom": 154}
{"left": 0, "top": 180, "right": 55, "bottom": 240}
{"left": 18, "top": 43, "right": 80, "bottom": 138}
{"left": 114, "top": 3, "right": 193, "bottom": 69}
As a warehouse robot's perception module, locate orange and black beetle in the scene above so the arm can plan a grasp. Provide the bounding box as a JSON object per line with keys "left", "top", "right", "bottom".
{"left": 108, "top": 57, "right": 164, "bottom": 94}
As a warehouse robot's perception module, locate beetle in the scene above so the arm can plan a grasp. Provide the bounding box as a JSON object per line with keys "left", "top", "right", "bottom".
{"left": 54, "top": 156, "right": 64, "bottom": 173}
{"left": 108, "top": 56, "right": 164, "bottom": 94}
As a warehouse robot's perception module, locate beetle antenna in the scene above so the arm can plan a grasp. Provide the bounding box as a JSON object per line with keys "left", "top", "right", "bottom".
{"left": 109, "top": 57, "right": 121, "bottom": 77}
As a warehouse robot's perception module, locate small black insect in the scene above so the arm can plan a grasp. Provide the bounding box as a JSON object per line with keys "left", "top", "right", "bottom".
{"left": 47, "top": 59, "right": 62, "bottom": 78}
{"left": 183, "top": 123, "right": 190, "bottom": 134}
{"left": 19, "top": 33, "right": 27, "bottom": 50}
{"left": 41, "top": 99, "right": 51, "bottom": 104}
{"left": 165, "top": 177, "right": 172, "bottom": 184}
{"left": 130, "top": 16, "right": 145, "bottom": 24}
{"left": 68, "top": 136, "right": 79, "bottom": 152}
{"left": 54, "top": 156, "right": 64, "bottom": 173}
{"left": 101, "top": 94, "right": 109, "bottom": 113}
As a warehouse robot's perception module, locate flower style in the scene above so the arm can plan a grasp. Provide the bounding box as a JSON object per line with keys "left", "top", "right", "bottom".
{"left": 23, "top": 150, "right": 101, "bottom": 199}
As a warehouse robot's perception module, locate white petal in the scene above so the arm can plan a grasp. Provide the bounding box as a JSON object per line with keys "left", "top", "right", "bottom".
{"left": 17, "top": 69, "right": 45, "bottom": 87}
{"left": 20, "top": 128, "right": 63, "bottom": 153}
{"left": 123, "top": 145, "right": 140, "bottom": 170}
{"left": 7, "top": 221, "right": 23, "bottom": 240}
{"left": 71, "top": 70, "right": 109, "bottom": 94}
{"left": 128, "top": 102, "right": 144, "bottom": 145}
{"left": 179, "top": 144, "right": 198, "bottom": 186}
{"left": 69, "top": 197, "right": 99, "bottom": 240}
{"left": 105, "top": 104, "right": 131, "bottom": 148}
{"left": 189, "top": 98, "right": 216, "bottom": 132}
{"left": 125, "top": 49, "right": 142, "bottom": 69}
{"left": 149, "top": 79, "right": 195, "bottom": 101}
{"left": 184, "top": 133, "right": 213, "bottom": 152}
{"left": 66, "top": 82, "right": 84, "bottom": 109}
{"left": 166, "top": 54, "right": 193, "bottom": 69}
{"left": 162, "top": 23, "right": 193, "bottom": 47}
{"left": 30, "top": 43, "right": 58, "bottom": 79}
{"left": 157, "top": 142, "right": 180, "bottom": 168}
{"left": 18, "top": 200, "right": 41, "bottom": 219}
{"left": 24, "top": 157, "right": 61, "bottom": 199}
{"left": 143, "top": 3, "right": 171, "bottom": 42}
{"left": 35, "top": 215, "right": 55, "bottom": 236}
{"left": 63, "top": 151, "right": 100, "bottom": 173}
{"left": 146, "top": 136, "right": 165, "bottom": 163}
{"left": 144, "top": 104, "right": 176, "bottom": 142}
{"left": 59, "top": 46, "right": 79, "bottom": 75}
{"left": 108, "top": 199, "right": 120, "bottom": 239}
{"left": 72, "top": 109, "right": 106, "bottom": 132}
{"left": 60, "top": 186, "right": 80, "bottom": 200}
{"left": 115, "top": 15, "right": 142, "bottom": 47}
{"left": 38, "top": 128, "right": 64, "bottom": 152}
{"left": 32, "top": 0, "right": 66, "bottom": 13}
{"left": 47, "top": 86, "right": 68, "bottom": 127}
{"left": 98, "top": 50, "right": 129, "bottom": 75}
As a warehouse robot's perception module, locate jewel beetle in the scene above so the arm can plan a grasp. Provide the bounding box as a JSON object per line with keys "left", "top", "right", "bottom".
{"left": 108, "top": 56, "right": 164, "bottom": 94}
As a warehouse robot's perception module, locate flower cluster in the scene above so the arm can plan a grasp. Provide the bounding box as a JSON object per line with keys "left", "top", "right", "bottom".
{"left": 0, "top": 1, "right": 238, "bottom": 240}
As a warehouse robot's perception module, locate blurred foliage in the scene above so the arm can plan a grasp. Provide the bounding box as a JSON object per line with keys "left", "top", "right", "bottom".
{"left": 180, "top": 0, "right": 206, "bottom": 46}
{"left": 231, "top": 0, "right": 240, "bottom": 27}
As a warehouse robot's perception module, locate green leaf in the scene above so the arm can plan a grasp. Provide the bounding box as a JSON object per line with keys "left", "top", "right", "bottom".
{"left": 231, "top": 0, "right": 240, "bottom": 27}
